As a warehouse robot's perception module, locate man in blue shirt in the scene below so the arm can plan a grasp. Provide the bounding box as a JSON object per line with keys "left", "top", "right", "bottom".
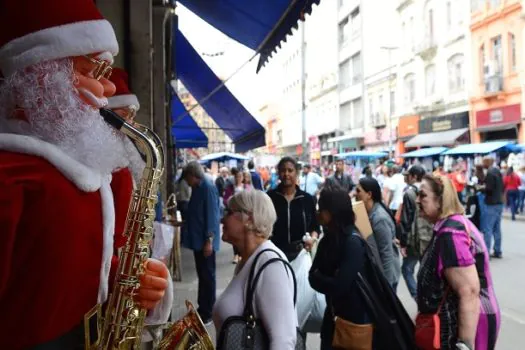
{"left": 182, "top": 161, "right": 221, "bottom": 323}
{"left": 248, "top": 160, "right": 264, "bottom": 190}
{"left": 299, "top": 164, "right": 324, "bottom": 198}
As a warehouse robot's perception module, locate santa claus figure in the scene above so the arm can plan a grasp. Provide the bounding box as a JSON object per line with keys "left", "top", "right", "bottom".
{"left": 0, "top": 0, "right": 171, "bottom": 348}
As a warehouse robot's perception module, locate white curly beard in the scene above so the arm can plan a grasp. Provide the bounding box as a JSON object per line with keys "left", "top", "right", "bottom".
{"left": 0, "top": 59, "right": 145, "bottom": 180}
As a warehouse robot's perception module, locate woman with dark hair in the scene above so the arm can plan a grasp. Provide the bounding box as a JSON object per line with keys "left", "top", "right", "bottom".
{"left": 355, "top": 177, "right": 401, "bottom": 290}
{"left": 309, "top": 189, "right": 373, "bottom": 350}
{"left": 267, "top": 157, "right": 320, "bottom": 261}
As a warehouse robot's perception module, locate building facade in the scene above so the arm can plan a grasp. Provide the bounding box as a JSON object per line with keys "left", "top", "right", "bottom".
{"left": 178, "top": 85, "right": 233, "bottom": 155}
{"left": 395, "top": 0, "right": 472, "bottom": 153}
{"left": 470, "top": 0, "right": 524, "bottom": 143}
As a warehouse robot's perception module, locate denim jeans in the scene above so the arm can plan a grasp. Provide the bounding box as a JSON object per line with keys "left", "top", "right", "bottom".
{"left": 518, "top": 189, "right": 525, "bottom": 213}
{"left": 481, "top": 204, "right": 503, "bottom": 256}
{"left": 507, "top": 189, "right": 519, "bottom": 220}
{"left": 193, "top": 250, "right": 216, "bottom": 320}
{"left": 401, "top": 255, "right": 418, "bottom": 299}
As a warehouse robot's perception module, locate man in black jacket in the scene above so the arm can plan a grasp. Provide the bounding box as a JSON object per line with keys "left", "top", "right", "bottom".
{"left": 326, "top": 159, "right": 354, "bottom": 194}
{"left": 267, "top": 157, "right": 320, "bottom": 261}
{"left": 481, "top": 156, "right": 504, "bottom": 258}
{"left": 399, "top": 165, "right": 432, "bottom": 300}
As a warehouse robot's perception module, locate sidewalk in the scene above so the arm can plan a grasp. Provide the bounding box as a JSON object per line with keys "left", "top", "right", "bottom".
{"left": 502, "top": 211, "right": 525, "bottom": 222}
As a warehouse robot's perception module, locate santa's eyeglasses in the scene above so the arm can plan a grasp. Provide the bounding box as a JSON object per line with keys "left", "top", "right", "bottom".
{"left": 83, "top": 55, "right": 113, "bottom": 81}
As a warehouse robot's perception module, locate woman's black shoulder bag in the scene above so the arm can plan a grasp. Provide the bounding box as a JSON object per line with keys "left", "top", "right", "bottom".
{"left": 216, "top": 248, "right": 306, "bottom": 350}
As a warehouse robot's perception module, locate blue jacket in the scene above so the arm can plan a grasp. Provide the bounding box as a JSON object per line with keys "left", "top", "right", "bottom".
{"left": 182, "top": 177, "right": 221, "bottom": 251}
{"left": 250, "top": 169, "right": 264, "bottom": 190}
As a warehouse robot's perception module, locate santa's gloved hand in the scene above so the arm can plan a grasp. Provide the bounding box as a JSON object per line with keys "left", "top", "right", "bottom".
{"left": 136, "top": 258, "right": 169, "bottom": 310}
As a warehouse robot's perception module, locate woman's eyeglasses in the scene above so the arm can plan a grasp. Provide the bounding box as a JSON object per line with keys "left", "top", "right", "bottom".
{"left": 83, "top": 55, "right": 113, "bottom": 81}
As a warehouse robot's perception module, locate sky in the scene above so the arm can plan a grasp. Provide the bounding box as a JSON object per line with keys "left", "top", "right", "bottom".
{"left": 177, "top": 4, "right": 271, "bottom": 122}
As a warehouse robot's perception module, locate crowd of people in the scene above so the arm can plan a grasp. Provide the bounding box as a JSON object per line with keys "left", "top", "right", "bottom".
{"left": 175, "top": 154, "right": 505, "bottom": 350}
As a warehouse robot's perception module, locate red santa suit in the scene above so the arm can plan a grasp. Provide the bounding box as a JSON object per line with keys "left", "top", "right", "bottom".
{"left": 0, "top": 0, "right": 143, "bottom": 348}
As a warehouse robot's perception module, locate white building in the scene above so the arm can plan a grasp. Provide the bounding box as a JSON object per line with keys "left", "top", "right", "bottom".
{"left": 396, "top": 0, "right": 471, "bottom": 152}
{"left": 362, "top": 0, "right": 401, "bottom": 153}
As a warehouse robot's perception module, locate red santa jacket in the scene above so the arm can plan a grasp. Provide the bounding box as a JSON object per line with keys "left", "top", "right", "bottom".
{"left": 0, "top": 134, "right": 133, "bottom": 348}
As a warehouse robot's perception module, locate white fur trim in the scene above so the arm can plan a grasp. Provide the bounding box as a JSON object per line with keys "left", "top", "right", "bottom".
{"left": 0, "top": 133, "right": 102, "bottom": 191}
{"left": 107, "top": 94, "right": 140, "bottom": 110}
{"left": 97, "top": 176, "right": 116, "bottom": 303}
{"left": 0, "top": 20, "right": 118, "bottom": 76}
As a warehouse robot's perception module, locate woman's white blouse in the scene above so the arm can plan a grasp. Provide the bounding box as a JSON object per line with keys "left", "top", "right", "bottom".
{"left": 212, "top": 240, "right": 298, "bottom": 350}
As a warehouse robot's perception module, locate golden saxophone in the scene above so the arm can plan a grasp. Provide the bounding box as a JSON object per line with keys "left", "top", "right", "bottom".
{"left": 84, "top": 108, "right": 213, "bottom": 350}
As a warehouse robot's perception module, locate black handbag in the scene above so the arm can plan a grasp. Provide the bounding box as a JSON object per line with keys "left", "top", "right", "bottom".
{"left": 216, "top": 248, "right": 306, "bottom": 350}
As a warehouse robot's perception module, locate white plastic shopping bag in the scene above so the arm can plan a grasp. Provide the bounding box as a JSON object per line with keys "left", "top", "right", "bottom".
{"left": 289, "top": 249, "right": 316, "bottom": 328}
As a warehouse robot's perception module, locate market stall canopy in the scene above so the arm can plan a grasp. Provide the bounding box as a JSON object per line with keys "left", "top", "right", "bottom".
{"left": 200, "top": 152, "right": 250, "bottom": 163}
{"left": 178, "top": 0, "right": 321, "bottom": 72}
{"left": 171, "top": 94, "right": 208, "bottom": 149}
{"left": 405, "top": 128, "right": 469, "bottom": 148}
{"left": 336, "top": 151, "right": 388, "bottom": 159}
{"left": 443, "top": 141, "right": 514, "bottom": 155}
{"left": 400, "top": 147, "right": 448, "bottom": 158}
{"left": 506, "top": 143, "right": 525, "bottom": 152}
{"left": 175, "top": 30, "right": 266, "bottom": 152}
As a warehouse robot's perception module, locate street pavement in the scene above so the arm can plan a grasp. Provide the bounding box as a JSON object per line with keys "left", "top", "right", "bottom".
{"left": 171, "top": 218, "right": 525, "bottom": 349}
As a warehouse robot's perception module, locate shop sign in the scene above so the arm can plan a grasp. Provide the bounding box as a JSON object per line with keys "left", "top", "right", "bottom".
{"left": 364, "top": 128, "right": 397, "bottom": 145}
{"left": 476, "top": 104, "right": 520, "bottom": 127}
{"left": 398, "top": 115, "right": 420, "bottom": 138}
{"left": 419, "top": 112, "right": 469, "bottom": 133}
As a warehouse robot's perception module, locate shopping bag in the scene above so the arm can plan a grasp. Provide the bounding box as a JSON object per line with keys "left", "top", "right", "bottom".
{"left": 152, "top": 222, "right": 175, "bottom": 265}
{"left": 290, "top": 249, "right": 316, "bottom": 328}
{"left": 302, "top": 289, "right": 327, "bottom": 333}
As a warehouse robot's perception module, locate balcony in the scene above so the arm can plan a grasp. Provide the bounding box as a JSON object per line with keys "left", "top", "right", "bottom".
{"left": 370, "top": 113, "right": 387, "bottom": 128}
{"left": 416, "top": 36, "right": 438, "bottom": 61}
{"left": 484, "top": 74, "right": 504, "bottom": 95}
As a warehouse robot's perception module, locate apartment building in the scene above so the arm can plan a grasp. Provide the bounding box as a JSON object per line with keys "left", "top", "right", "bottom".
{"left": 470, "top": 0, "right": 524, "bottom": 143}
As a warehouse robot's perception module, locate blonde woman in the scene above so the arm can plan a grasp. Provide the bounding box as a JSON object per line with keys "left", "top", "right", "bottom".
{"left": 213, "top": 190, "right": 298, "bottom": 349}
{"left": 416, "top": 175, "right": 500, "bottom": 350}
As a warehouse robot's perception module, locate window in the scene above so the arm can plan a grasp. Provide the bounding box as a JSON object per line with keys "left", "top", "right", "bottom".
{"left": 425, "top": 65, "right": 436, "bottom": 97}
{"left": 339, "top": 17, "right": 350, "bottom": 48}
{"left": 446, "top": 2, "right": 452, "bottom": 30}
{"left": 351, "top": 53, "right": 362, "bottom": 84}
{"left": 492, "top": 35, "right": 502, "bottom": 71}
{"left": 350, "top": 7, "right": 361, "bottom": 39}
{"left": 409, "top": 17, "right": 415, "bottom": 52}
{"left": 340, "top": 102, "right": 352, "bottom": 130}
{"left": 378, "top": 93, "right": 384, "bottom": 113}
{"left": 369, "top": 96, "right": 374, "bottom": 116}
{"left": 448, "top": 54, "right": 465, "bottom": 92}
{"left": 390, "top": 91, "right": 396, "bottom": 115}
{"left": 510, "top": 33, "right": 516, "bottom": 72}
{"left": 404, "top": 73, "right": 416, "bottom": 105}
{"left": 480, "top": 44, "right": 485, "bottom": 77}
{"left": 339, "top": 59, "right": 351, "bottom": 89}
{"left": 352, "top": 98, "right": 363, "bottom": 128}
{"left": 428, "top": 9, "right": 434, "bottom": 41}
{"left": 402, "top": 22, "right": 406, "bottom": 50}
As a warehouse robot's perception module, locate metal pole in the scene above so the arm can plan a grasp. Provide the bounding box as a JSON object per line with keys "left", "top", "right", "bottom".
{"left": 300, "top": 21, "right": 307, "bottom": 162}
{"left": 387, "top": 49, "right": 393, "bottom": 160}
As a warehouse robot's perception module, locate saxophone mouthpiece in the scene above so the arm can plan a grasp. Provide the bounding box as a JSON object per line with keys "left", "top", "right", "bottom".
{"left": 100, "top": 108, "right": 126, "bottom": 130}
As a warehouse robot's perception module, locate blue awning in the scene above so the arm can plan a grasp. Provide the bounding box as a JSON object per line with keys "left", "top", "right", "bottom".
{"left": 400, "top": 147, "right": 448, "bottom": 158}
{"left": 444, "top": 141, "right": 513, "bottom": 155}
{"left": 171, "top": 94, "right": 208, "bottom": 149}
{"left": 200, "top": 152, "right": 250, "bottom": 163}
{"left": 336, "top": 151, "right": 388, "bottom": 159}
{"left": 175, "top": 30, "right": 266, "bottom": 153}
{"left": 178, "top": 0, "right": 321, "bottom": 71}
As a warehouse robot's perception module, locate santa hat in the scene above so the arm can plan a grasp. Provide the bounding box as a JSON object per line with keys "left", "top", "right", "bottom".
{"left": 0, "top": 0, "right": 119, "bottom": 77}
{"left": 107, "top": 68, "right": 140, "bottom": 110}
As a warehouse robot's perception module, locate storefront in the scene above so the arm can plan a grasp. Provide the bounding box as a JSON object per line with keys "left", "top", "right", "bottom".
{"left": 475, "top": 104, "right": 521, "bottom": 142}
{"left": 363, "top": 127, "right": 397, "bottom": 152}
{"left": 405, "top": 112, "right": 470, "bottom": 148}
{"left": 397, "top": 115, "right": 420, "bottom": 155}
{"left": 328, "top": 132, "right": 363, "bottom": 154}
{"left": 308, "top": 135, "right": 321, "bottom": 167}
